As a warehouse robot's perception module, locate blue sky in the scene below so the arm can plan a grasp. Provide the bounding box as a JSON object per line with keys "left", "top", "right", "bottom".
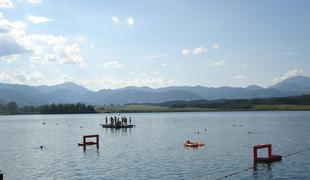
{"left": 0, "top": 0, "right": 309, "bottom": 90}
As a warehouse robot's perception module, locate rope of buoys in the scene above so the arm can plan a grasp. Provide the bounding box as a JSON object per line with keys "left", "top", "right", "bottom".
{"left": 215, "top": 147, "right": 310, "bottom": 179}
{"left": 282, "top": 147, "right": 310, "bottom": 158}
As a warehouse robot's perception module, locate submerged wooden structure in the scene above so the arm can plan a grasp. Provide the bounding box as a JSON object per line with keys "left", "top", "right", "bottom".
{"left": 100, "top": 124, "right": 135, "bottom": 129}
{"left": 78, "top": 134, "right": 99, "bottom": 150}
{"left": 253, "top": 144, "right": 282, "bottom": 163}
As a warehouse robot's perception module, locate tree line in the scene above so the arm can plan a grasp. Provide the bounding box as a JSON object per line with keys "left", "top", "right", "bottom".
{"left": 0, "top": 102, "right": 97, "bottom": 115}
{"left": 154, "top": 94, "right": 310, "bottom": 110}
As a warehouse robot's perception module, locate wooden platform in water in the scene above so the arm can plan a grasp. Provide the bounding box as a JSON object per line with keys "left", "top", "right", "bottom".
{"left": 254, "top": 155, "right": 282, "bottom": 163}
{"left": 100, "top": 124, "right": 136, "bottom": 128}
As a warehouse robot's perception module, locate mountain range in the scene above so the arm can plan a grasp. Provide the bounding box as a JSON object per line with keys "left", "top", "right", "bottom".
{"left": 1, "top": 76, "right": 310, "bottom": 106}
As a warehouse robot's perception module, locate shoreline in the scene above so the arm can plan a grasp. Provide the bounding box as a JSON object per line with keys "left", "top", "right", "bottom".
{"left": 97, "top": 105, "right": 310, "bottom": 113}
{"left": 1, "top": 109, "right": 310, "bottom": 116}
{"left": 1, "top": 105, "right": 310, "bottom": 115}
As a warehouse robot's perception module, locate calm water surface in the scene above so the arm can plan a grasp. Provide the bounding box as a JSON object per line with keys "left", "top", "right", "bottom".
{"left": 0, "top": 111, "right": 310, "bottom": 179}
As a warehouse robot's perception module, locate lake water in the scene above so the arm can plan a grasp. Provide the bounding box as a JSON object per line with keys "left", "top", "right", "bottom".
{"left": 0, "top": 111, "right": 310, "bottom": 179}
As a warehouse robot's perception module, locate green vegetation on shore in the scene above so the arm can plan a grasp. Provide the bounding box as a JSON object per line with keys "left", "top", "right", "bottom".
{"left": 0, "top": 102, "right": 96, "bottom": 115}
{"left": 97, "top": 95, "right": 310, "bottom": 113}
{"left": 96, "top": 104, "right": 215, "bottom": 113}
{"left": 97, "top": 104, "right": 310, "bottom": 113}
{"left": 1, "top": 95, "right": 310, "bottom": 115}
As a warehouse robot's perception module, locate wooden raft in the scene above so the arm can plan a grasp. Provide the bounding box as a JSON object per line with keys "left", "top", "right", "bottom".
{"left": 100, "top": 124, "right": 135, "bottom": 129}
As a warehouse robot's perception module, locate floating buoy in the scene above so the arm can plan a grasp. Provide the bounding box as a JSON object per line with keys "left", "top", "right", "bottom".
{"left": 253, "top": 144, "right": 282, "bottom": 163}
{"left": 184, "top": 141, "right": 205, "bottom": 148}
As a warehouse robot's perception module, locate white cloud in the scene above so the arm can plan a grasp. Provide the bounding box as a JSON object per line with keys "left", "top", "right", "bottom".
{"left": 181, "top": 49, "right": 191, "bottom": 55}
{"left": 0, "top": 13, "right": 30, "bottom": 56}
{"left": 5, "top": 22, "right": 26, "bottom": 37}
{"left": 27, "top": 15, "right": 50, "bottom": 24}
{"left": 0, "top": 69, "right": 46, "bottom": 84}
{"left": 145, "top": 54, "right": 166, "bottom": 59}
{"left": 1, "top": 54, "right": 18, "bottom": 63}
{"left": 233, "top": 75, "right": 246, "bottom": 79}
{"left": 27, "top": 34, "right": 65, "bottom": 45}
{"left": 99, "top": 61, "right": 123, "bottom": 69}
{"left": 0, "top": 13, "right": 86, "bottom": 67}
{"left": 126, "top": 17, "right": 135, "bottom": 26}
{"left": 111, "top": 16, "right": 120, "bottom": 24}
{"left": 0, "top": 69, "right": 78, "bottom": 86}
{"left": 27, "top": 0, "right": 42, "bottom": 4}
{"left": 182, "top": 47, "right": 208, "bottom": 55}
{"left": 193, "top": 47, "right": 208, "bottom": 54}
{"left": 272, "top": 69, "right": 304, "bottom": 83}
{"left": 25, "top": 34, "right": 85, "bottom": 66}
{"left": 80, "top": 72, "right": 174, "bottom": 90}
{"left": 206, "top": 60, "right": 226, "bottom": 66}
{"left": 212, "top": 43, "right": 219, "bottom": 49}
{"left": 0, "top": 13, "right": 27, "bottom": 37}
{"left": 0, "top": 36, "right": 29, "bottom": 57}
{"left": 0, "top": 0, "right": 13, "bottom": 8}
{"left": 111, "top": 16, "right": 135, "bottom": 26}
{"left": 0, "top": 69, "right": 174, "bottom": 90}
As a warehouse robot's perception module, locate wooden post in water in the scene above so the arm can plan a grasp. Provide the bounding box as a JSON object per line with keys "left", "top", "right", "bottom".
{"left": 268, "top": 145, "right": 272, "bottom": 158}
{"left": 78, "top": 134, "right": 99, "bottom": 150}
{"left": 253, "top": 144, "right": 282, "bottom": 163}
{"left": 0, "top": 171, "right": 3, "bottom": 180}
{"left": 253, "top": 146, "right": 258, "bottom": 160}
{"left": 96, "top": 135, "right": 99, "bottom": 149}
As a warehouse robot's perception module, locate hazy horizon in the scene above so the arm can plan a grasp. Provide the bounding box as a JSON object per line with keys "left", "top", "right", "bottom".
{"left": 1, "top": 0, "right": 310, "bottom": 91}
{"left": 1, "top": 74, "right": 310, "bottom": 91}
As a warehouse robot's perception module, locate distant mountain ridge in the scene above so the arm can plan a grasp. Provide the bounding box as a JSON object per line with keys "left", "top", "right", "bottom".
{"left": 269, "top": 76, "right": 310, "bottom": 92}
{"left": 0, "top": 76, "right": 310, "bottom": 106}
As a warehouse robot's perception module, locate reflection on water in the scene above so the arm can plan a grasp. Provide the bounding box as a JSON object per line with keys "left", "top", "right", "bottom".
{"left": 105, "top": 127, "right": 132, "bottom": 136}
{"left": 0, "top": 112, "right": 310, "bottom": 179}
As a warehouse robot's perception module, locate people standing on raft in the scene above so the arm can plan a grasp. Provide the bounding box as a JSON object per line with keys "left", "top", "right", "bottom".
{"left": 106, "top": 115, "right": 132, "bottom": 126}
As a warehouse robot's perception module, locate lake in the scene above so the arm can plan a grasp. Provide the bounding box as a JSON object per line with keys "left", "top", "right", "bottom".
{"left": 0, "top": 111, "right": 310, "bottom": 179}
